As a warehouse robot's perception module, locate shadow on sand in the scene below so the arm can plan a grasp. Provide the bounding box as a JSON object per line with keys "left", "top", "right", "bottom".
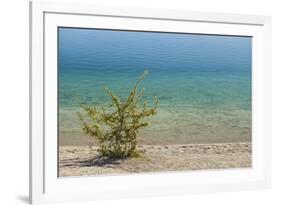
{"left": 77, "top": 156, "right": 124, "bottom": 167}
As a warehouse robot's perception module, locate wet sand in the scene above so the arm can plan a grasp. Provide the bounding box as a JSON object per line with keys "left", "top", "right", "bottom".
{"left": 59, "top": 131, "right": 251, "bottom": 146}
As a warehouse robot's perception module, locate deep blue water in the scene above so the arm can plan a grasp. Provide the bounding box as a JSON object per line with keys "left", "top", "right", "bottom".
{"left": 58, "top": 27, "right": 252, "bottom": 143}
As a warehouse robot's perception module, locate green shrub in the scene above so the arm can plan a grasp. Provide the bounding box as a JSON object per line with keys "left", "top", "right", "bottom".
{"left": 77, "top": 70, "right": 159, "bottom": 158}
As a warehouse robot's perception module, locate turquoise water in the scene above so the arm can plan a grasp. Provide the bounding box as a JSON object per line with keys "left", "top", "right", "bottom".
{"left": 58, "top": 28, "right": 252, "bottom": 144}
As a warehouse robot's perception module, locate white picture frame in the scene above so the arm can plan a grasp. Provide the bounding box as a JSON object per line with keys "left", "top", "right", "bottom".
{"left": 30, "top": 1, "right": 272, "bottom": 204}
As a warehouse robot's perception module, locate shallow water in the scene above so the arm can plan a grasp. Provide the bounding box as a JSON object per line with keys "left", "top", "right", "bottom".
{"left": 58, "top": 28, "right": 252, "bottom": 144}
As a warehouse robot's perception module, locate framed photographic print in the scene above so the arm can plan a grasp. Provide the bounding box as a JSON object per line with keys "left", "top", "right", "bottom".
{"left": 29, "top": 1, "right": 272, "bottom": 204}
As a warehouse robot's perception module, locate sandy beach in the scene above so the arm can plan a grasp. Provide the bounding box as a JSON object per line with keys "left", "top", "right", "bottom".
{"left": 57, "top": 28, "right": 252, "bottom": 178}
{"left": 59, "top": 142, "right": 251, "bottom": 177}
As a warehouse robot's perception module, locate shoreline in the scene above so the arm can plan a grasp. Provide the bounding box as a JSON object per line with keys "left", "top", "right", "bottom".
{"left": 59, "top": 132, "right": 251, "bottom": 146}
{"left": 59, "top": 142, "right": 251, "bottom": 177}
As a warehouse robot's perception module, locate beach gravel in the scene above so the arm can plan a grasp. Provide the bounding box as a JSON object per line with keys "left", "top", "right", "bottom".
{"left": 59, "top": 142, "right": 251, "bottom": 177}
